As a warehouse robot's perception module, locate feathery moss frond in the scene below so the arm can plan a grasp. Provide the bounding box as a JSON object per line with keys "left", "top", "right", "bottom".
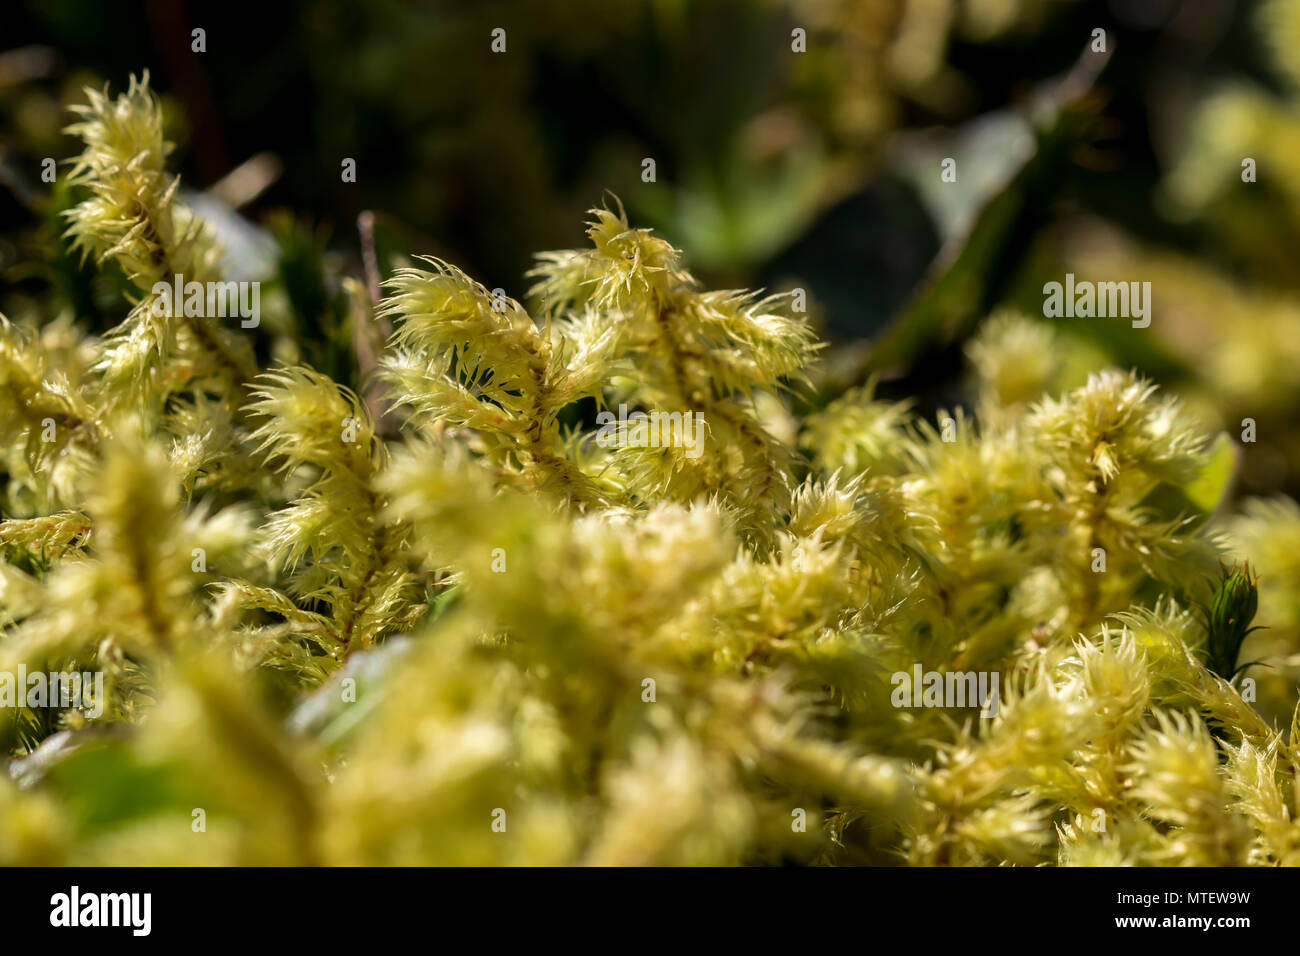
{"left": 4, "top": 155, "right": 1297, "bottom": 867}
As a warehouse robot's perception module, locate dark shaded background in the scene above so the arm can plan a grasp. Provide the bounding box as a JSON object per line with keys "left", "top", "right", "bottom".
{"left": 2, "top": 1, "right": 1245, "bottom": 314}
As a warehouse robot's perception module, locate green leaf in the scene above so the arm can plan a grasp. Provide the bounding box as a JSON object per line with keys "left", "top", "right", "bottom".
{"left": 1183, "top": 432, "right": 1238, "bottom": 516}
{"left": 26, "top": 732, "right": 198, "bottom": 831}
{"left": 286, "top": 636, "right": 414, "bottom": 747}
{"left": 1137, "top": 432, "right": 1237, "bottom": 525}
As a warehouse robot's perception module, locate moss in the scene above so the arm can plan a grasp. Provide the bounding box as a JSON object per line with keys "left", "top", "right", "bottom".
{"left": 0, "top": 75, "right": 1298, "bottom": 866}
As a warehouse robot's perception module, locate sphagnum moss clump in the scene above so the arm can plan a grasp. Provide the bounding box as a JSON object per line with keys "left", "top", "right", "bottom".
{"left": 0, "top": 76, "right": 1298, "bottom": 866}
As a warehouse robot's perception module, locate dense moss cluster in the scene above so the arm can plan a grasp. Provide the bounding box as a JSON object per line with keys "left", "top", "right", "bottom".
{"left": 1, "top": 75, "right": 1298, "bottom": 866}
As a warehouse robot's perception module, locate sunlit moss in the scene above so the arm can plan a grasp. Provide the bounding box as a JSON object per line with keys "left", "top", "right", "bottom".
{"left": 0, "top": 74, "right": 1297, "bottom": 867}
